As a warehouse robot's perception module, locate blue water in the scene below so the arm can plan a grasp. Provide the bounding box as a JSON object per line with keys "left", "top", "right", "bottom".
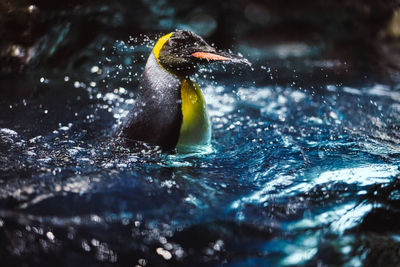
{"left": 1, "top": 39, "right": 400, "bottom": 266}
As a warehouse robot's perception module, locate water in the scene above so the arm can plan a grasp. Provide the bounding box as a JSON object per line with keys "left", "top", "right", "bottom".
{"left": 1, "top": 39, "right": 400, "bottom": 266}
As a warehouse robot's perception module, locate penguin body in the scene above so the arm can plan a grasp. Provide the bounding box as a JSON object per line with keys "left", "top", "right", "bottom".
{"left": 117, "top": 30, "right": 249, "bottom": 151}
{"left": 119, "top": 52, "right": 183, "bottom": 150}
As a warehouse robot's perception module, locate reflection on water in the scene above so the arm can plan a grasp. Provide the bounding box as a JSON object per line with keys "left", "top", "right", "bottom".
{"left": 1, "top": 38, "right": 400, "bottom": 266}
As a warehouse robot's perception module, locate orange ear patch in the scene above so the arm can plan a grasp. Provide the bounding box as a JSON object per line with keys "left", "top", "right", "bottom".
{"left": 192, "top": 52, "right": 230, "bottom": 61}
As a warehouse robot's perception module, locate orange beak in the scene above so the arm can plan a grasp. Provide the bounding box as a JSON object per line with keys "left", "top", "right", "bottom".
{"left": 191, "top": 52, "right": 231, "bottom": 61}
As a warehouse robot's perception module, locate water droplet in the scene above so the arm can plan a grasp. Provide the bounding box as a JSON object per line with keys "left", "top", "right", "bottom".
{"left": 46, "top": 231, "right": 55, "bottom": 240}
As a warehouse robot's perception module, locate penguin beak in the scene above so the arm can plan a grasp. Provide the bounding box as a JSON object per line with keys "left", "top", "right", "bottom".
{"left": 191, "top": 49, "right": 251, "bottom": 66}
{"left": 191, "top": 52, "right": 231, "bottom": 61}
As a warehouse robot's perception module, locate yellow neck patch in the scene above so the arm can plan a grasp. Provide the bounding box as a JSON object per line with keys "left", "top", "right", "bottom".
{"left": 177, "top": 79, "right": 211, "bottom": 147}
{"left": 152, "top": 32, "right": 173, "bottom": 66}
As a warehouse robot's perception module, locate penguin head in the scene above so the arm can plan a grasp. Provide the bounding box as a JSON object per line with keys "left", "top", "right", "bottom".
{"left": 156, "top": 30, "right": 250, "bottom": 77}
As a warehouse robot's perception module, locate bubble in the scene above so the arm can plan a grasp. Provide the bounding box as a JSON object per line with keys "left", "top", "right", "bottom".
{"left": 46, "top": 231, "right": 55, "bottom": 240}
{"left": 90, "top": 66, "right": 99, "bottom": 73}
{"left": 156, "top": 247, "right": 172, "bottom": 260}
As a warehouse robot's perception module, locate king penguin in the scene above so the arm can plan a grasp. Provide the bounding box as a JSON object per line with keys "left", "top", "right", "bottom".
{"left": 116, "top": 30, "right": 249, "bottom": 151}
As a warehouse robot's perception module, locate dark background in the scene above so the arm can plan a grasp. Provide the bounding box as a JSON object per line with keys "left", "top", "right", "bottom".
{"left": 1, "top": 0, "right": 400, "bottom": 92}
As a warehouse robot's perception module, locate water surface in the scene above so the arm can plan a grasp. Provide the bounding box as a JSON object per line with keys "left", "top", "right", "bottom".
{"left": 1, "top": 39, "right": 400, "bottom": 266}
